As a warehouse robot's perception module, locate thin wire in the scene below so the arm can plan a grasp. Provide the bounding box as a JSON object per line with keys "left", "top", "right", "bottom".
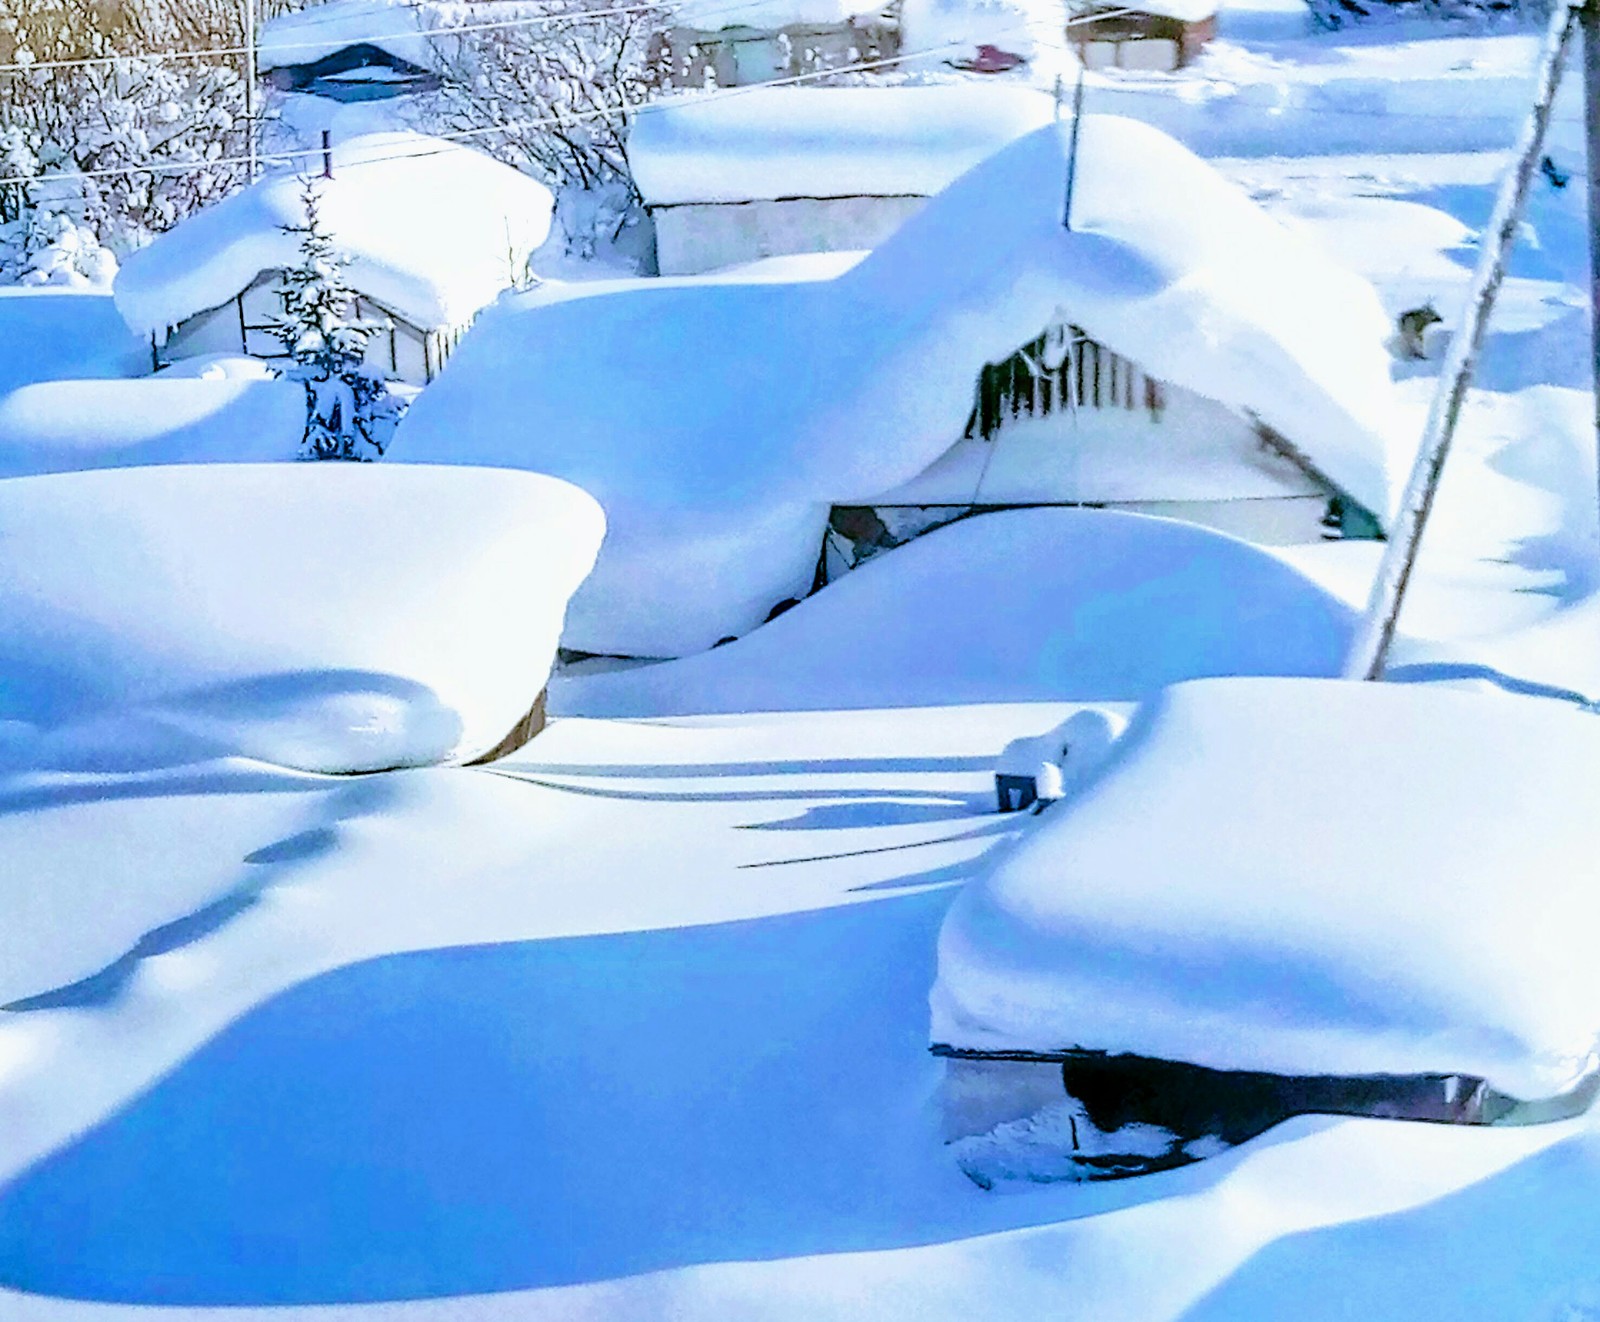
{"left": 0, "top": 12, "right": 1136, "bottom": 190}
{"left": 0, "top": 0, "right": 762, "bottom": 74}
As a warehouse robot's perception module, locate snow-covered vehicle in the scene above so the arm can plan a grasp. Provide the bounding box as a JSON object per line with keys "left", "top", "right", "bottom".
{"left": 933, "top": 676, "right": 1600, "bottom": 1185}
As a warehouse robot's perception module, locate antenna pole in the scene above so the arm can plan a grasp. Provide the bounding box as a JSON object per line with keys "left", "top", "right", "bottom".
{"left": 1062, "top": 61, "right": 1086, "bottom": 231}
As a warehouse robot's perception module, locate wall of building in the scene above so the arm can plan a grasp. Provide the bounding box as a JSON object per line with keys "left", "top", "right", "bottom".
{"left": 653, "top": 19, "right": 898, "bottom": 90}
{"left": 160, "top": 270, "right": 444, "bottom": 385}
{"left": 651, "top": 194, "right": 927, "bottom": 275}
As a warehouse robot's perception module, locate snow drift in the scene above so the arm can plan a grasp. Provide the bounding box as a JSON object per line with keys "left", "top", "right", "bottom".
{"left": 553, "top": 509, "right": 1355, "bottom": 716}
{"left": 396, "top": 115, "right": 1402, "bottom": 657}
{"left": 0, "top": 376, "right": 303, "bottom": 477}
{"left": 114, "top": 132, "right": 554, "bottom": 341}
{"left": 933, "top": 676, "right": 1600, "bottom": 1100}
{"left": 0, "top": 464, "right": 603, "bottom": 772}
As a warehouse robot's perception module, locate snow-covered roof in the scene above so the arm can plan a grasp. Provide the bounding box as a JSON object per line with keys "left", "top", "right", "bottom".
{"left": 933, "top": 676, "right": 1600, "bottom": 1101}
{"left": 114, "top": 132, "right": 554, "bottom": 338}
{"left": 395, "top": 116, "right": 1403, "bottom": 658}
{"left": 258, "top": 0, "right": 441, "bottom": 73}
{"left": 0, "top": 463, "right": 603, "bottom": 772}
{"left": 628, "top": 87, "right": 1057, "bottom": 205}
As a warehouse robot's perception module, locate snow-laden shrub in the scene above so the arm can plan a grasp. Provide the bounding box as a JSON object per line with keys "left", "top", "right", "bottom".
{"left": 0, "top": 0, "right": 248, "bottom": 253}
{"left": 407, "top": 0, "right": 665, "bottom": 253}
{"left": 270, "top": 181, "right": 405, "bottom": 461}
{"left": 0, "top": 204, "right": 119, "bottom": 288}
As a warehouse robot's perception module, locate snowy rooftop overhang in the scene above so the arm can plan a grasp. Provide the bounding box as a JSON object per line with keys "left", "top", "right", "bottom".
{"left": 1071, "top": 0, "right": 1218, "bottom": 23}
{"left": 113, "top": 133, "right": 554, "bottom": 339}
{"left": 932, "top": 676, "right": 1600, "bottom": 1101}
{"left": 627, "top": 86, "right": 1058, "bottom": 206}
{"left": 258, "top": 0, "right": 443, "bottom": 75}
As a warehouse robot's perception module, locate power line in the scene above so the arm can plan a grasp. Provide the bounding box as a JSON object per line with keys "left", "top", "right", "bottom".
{"left": 0, "top": 12, "right": 1127, "bottom": 190}
{"left": 0, "top": 0, "right": 743, "bottom": 75}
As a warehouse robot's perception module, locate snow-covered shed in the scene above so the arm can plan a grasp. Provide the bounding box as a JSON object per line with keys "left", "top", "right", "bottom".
{"left": 650, "top": 0, "right": 899, "bottom": 92}
{"left": 628, "top": 86, "right": 1056, "bottom": 275}
{"left": 259, "top": 0, "right": 444, "bottom": 101}
{"left": 114, "top": 132, "right": 553, "bottom": 384}
{"left": 395, "top": 116, "right": 1403, "bottom": 659}
{"left": 934, "top": 677, "right": 1600, "bottom": 1181}
{"left": 1068, "top": 0, "right": 1217, "bottom": 71}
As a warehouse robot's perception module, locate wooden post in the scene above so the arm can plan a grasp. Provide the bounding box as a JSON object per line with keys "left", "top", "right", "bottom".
{"left": 1583, "top": 1, "right": 1600, "bottom": 536}
{"left": 1342, "top": 0, "right": 1579, "bottom": 681}
{"left": 322, "top": 129, "right": 334, "bottom": 179}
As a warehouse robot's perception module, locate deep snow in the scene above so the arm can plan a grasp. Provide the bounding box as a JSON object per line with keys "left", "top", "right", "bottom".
{"left": 552, "top": 507, "right": 1355, "bottom": 716}
{"left": 0, "top": 464, "right": 603, "bottom": 772}
{"left": 398, "top": 114, "right": 1401, "bottom": 656}
{"left": 934, "top": 676, "right": 1600, "bottom": 1099}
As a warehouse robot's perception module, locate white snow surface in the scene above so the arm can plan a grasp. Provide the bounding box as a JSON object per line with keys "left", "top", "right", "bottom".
{"left": 398, "top": 116, "right": 1401, "bottom": 656}
{"left": 0, "top": 464, "right": 603, "bottom": 772}
{"left": 627, "top": 87, "right": 1057, "bottom": 204}
{"left": 257, "top": 0, "right": 441, "bottom": 73}
{"left": 0, "top": 377, "right": 303, "bottom": 477}
{"left": 114, "top": 132, "right": 554, "bottom": 339}
{"left": 553, "top": 508, "right": 1355, "bottom": 714}
{"left": 934, "top": 676, "right": 1600, "bottom": 1099}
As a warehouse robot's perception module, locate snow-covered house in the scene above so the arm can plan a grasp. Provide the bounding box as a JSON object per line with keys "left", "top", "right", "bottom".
{"left": 395, "top": 116, "right": 1403, "bottom": 659}
{"left": 258, "top": 0, "right": 444, "bottom": 102}
{"left": 1068, "top": 0, "right": 1217, "bottom": 71}
{"left": 934, "top": 677, "right": 1600, "bottom": 1184}
{"left": 628, "top": 86, "right": 1056, "bottom": 274}
{"left": 650, "top": 0, "right": 900, "bottom": 91}
{"left": 114, "top": 132, "right": 554, "bottom": 384}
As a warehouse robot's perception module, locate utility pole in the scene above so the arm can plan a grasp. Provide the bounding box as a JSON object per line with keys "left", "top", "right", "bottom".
{"left": 243, "top": 0, "right": 259, "bottom": 182}
{"left": 1583, "top": 0, "right": 1600, "bottom": 530}
{"left": 1343, "top": 0, "right": 1578, "bottom": 680}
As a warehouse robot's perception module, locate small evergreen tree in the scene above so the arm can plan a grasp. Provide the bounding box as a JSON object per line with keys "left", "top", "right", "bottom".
{"left": 271, "top": 179, "right": 393, "bottom": 461}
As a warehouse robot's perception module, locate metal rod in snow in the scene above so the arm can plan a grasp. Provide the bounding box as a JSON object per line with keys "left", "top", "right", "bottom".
{"left": 1062, "top": 62, "right": 1086, "bottom": 231}
{"left": 1342, "top": 0, "right": 1578, "bottom": 682}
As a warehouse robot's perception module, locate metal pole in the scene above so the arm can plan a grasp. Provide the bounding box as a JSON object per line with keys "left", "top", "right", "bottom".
{"left": 1343, "top": 0, "right": 1578, "bottom": 681}
{"left": 1062, "top": 61, "right": 1086, "bottom": 231}
{"left": 1582, "top": 1, "right": 1600, "bottom": 541}
{"left": 243, "top": 0, "right": 258, "bottom": 182}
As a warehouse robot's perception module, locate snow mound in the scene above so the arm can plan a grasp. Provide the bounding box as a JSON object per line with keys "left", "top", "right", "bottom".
{"left": 114, "top": 132, "right": 553, "bottom": 340}
{"left": 0, "top": 290, "right": 146, "bottom": 395}
{"left": 258, "top": 0, "right": 441, "bottom": 74}
{"left": 933, "top": 676, "right": 1600, "bottom": 1100}
{"left": 397, "top": 116, "right": 1401, "bottom": 657}
{"left": 0, "top": 464, "right": 603, "bottom": 771}
{"left": 553, "top": 509, "right": 1355, "bottom": 716}
{"left": 670, "top": 0, "right": 873, "bottom": 27}
{"left": 628, "top": 86, "right": 1056, "bottom": 205}
{"left": 0, "top": 377, "right": 303, "bottom": 477}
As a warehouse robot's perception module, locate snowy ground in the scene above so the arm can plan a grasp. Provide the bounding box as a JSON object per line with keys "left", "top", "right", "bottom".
{"left": 6, "top": 0, "right": 1600, "bottom": 1317}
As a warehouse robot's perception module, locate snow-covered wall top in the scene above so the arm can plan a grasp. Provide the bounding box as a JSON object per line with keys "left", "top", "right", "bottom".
{"left": 627, "top": 86, "right": 1057, "bottom": 205}
{"left": 0, "top": 464, "right": 604, "bottom": 773}
{"left": 396, "top": 116, "right": 1402, "bottom": 657}
{"left": 114, "top": 132, "right": 553, "bottom": 339}
{"left": 258, "top": 0, "right": 441, "bottom": 73}
{"left": 932, "top": 677, "right": 1600, "bottom": 1101}
{"left": 670, "top": 0, "right": 877, "bottom": 27}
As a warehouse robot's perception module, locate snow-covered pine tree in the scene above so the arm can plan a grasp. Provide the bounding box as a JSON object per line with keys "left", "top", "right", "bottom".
{"left": 270, "top": 179, "right": 393, "bottom": 461}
